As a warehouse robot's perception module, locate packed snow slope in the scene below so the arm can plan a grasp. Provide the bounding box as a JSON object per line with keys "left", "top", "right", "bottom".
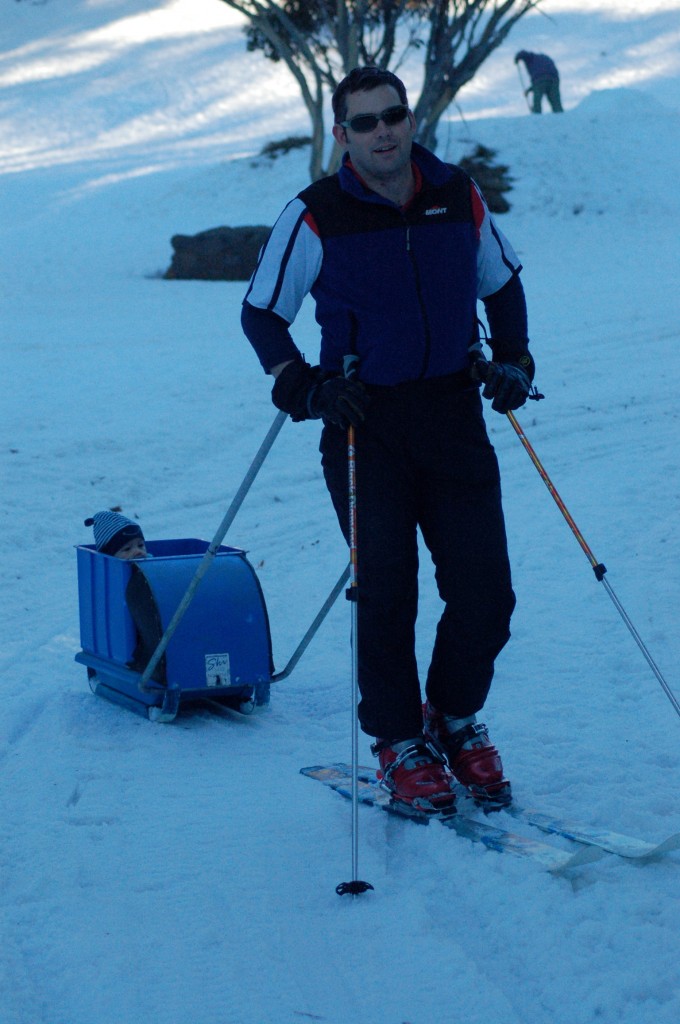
{"left": 2, "top": 2, "right": 680, "bottom": 1023}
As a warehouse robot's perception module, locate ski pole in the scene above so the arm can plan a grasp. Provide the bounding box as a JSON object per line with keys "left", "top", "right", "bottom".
{"left": 336, "top": 356, "right": 373, "bottom": 898}
{"left": 516, "top": 62, "right": 532, "bottom": 112}
{"left": 506, "top": 410, "right": 680, "bottom": 719}
{"left": 139, "top": 409, "right": 288, "bottom": 692}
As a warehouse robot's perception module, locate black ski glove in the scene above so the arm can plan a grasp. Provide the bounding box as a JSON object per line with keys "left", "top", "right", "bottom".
{"left": 308, "top": 375, "right": 368, "bottom": 428}
{"left": 470, "top": 351, "right": 534, "bottom": 414}
{"left": 272, "top": 360, "right": 369, "bottom": 428}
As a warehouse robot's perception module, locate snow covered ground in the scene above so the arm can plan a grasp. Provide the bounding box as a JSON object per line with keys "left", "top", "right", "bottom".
{"left": 2, "top": 2, "right": 680, "bottom": 1022}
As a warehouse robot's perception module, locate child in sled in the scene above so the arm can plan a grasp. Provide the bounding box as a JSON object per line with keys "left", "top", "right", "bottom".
{"left": 84, "top": 510, "right": 148, "bottom": 560}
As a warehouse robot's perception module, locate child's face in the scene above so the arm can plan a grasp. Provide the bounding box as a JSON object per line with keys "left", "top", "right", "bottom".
{"left": 114, "top": 537, "right": 148, "bottom": 560}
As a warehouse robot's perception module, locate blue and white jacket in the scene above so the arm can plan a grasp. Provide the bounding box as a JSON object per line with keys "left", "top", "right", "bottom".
{"left": 242, "top": 143, "right": 524, "bottom": 386}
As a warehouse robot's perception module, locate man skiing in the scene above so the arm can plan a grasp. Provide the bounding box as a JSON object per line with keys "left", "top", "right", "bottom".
{"left": 241, "top": 66, "right": 536, "bottom": 815}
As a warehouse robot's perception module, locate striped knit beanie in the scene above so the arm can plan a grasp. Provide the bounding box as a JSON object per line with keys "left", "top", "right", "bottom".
{"left": 84, "top": 511, "right": 144, "bottom": 556}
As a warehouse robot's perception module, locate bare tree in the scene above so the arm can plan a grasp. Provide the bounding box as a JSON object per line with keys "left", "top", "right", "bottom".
{"left": 413, "top": 1, "right": 542, "bottom": 151}
{"left": 219, "top": 0, "right": 413, "bottom": 179}
{"left": 218, "top": 1, "right": 544, "bottom": 179}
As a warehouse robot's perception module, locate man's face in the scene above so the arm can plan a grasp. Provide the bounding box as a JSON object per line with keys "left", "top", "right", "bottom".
{"left": 114, "top": 537, "right": 148, "bottom": 560}
{"left": 332, "top": 84, "right": 415, "bottom": 188}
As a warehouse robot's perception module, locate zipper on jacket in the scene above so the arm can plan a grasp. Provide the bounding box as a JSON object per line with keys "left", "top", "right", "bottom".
{"left": 404, "top": 220, "right": 432, "bottom": 378}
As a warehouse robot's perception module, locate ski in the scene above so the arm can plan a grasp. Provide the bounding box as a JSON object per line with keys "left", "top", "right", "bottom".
{"left": 301, "top": 764, "right": 603, "bottom": 874}
{"left": 436, "top": 779, "right": 680, "bottom": 863}
{"left": 502, "top": 806, "right": 680, "bottom": 862}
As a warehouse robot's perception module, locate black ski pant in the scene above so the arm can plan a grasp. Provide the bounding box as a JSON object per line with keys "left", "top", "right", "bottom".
{"left": 530, "top": 75, "right": 563, "bottom": 113}
{"left": 320, "top": 376, "right": 515, "bottom": 741}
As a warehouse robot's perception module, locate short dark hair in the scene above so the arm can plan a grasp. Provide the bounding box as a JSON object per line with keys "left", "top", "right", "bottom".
{"left": 332, "top": 67, "right": 408, "bottom": 124}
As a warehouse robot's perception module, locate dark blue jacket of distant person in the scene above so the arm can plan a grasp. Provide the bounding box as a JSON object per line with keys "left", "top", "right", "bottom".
{"left": 515, "top": 50, "right": 564, "bottom": 113}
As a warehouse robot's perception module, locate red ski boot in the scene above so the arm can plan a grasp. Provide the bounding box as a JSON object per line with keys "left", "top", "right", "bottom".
{"left": 423, "top": 701, "right": 512, "bottom": 809}
{"left": 373, "top": 737, "right": 456, "bottom": 816}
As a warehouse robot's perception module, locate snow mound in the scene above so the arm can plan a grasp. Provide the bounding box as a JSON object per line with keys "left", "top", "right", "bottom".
{"left": 574, "top": 86, "right": 671, "bottom": 117}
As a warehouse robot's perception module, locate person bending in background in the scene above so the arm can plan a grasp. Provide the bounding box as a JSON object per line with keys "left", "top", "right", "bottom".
{"left": 515, "top": 51, "right": 564, "bottom": 113}
{"left": 241, "top": 66, "right": 537, "bottom": 816}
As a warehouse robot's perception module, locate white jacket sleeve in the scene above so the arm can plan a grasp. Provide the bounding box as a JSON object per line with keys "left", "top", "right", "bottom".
{"left": 245, "top": 198, "right": 323, "bottom": 324}
{"left": 472, "top": 182, "right": 523, "bottom": 300}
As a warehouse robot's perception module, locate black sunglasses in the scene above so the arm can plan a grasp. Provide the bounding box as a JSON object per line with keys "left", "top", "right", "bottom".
{"left": 338, "top": 104, "right": 409, "bottom": 134}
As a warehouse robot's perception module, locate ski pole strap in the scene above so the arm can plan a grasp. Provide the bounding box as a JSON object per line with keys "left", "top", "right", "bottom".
{"left": 343, "top": 353, "right": 360, "bottom": 380}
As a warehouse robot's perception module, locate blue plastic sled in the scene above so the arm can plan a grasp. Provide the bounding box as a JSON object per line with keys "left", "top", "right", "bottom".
{"left": 75, "top": 539, "right": 273, "bottom": 722}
